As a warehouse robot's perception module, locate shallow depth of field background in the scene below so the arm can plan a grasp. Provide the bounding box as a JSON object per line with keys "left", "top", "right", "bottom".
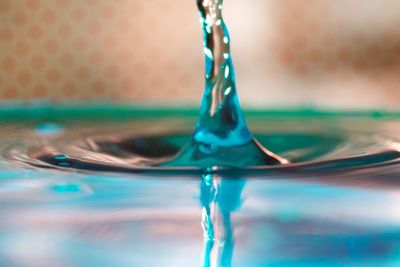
{"left": 0, "top": 0, "right": 400, "bottom": 109}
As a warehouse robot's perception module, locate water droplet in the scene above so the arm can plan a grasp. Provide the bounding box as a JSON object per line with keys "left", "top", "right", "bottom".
{"left": 53, "top": 154, "right": 71, "bottom": 167}
{"left": 35, "top": 122, "right": 63, "bottom": 136}
{"left": 51, "top": 183, "right": 81, "bottom": 193}
{"left": 54, "top": 154, "right": 68, "bottom": 160}
{"left": 49, "top": 182, "right": 94, "bottom": 197}
{"left": 224, "top": 87, "right": 232, "bottom": 96}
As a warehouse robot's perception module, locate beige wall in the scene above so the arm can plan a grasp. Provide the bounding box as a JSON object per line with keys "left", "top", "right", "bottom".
{"left": 0, "top": 0, "right": 399, "bottom": 109}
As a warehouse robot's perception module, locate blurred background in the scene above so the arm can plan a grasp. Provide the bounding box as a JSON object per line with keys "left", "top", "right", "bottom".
{"left": 0, "top": 0, "right": 399, "bottom": 109}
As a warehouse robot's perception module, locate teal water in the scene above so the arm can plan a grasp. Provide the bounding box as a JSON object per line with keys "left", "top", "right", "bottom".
{"left": 0, "top": 107, "right": 400, "bottom": 266}
{"left": 195, "top": 0, "right": 250, "bottom": 147}
{"left": 172, "top": 0, "right": 286, "bottom": 167}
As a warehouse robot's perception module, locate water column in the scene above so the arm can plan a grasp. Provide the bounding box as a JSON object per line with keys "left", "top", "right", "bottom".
{"left": 200, "top": 174, "right": 245, "bottom": 267}
{"left": 169, "top": 0, "right": 288, "bottom": 168}
{"left": 194, "top": 0, "right": 251, "bottom": 147}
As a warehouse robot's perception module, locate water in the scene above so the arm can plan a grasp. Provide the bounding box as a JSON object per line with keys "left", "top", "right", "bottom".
{"left": 174, "top": 0, "right": 286, "bottom": 167}
{"left": 0, "top": 107, "right": 399, "bottom": 266}
{"left": 194, "top": 0, "right": 251, "bottom": 147}
{"left": 0, "top": 1, "right": 400, "bottom": 266}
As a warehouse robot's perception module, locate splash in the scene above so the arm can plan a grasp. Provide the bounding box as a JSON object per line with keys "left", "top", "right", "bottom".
{"left": 9, "top": 1, "right": 400, "bottom": 175}
{"left": 170, "top": 0, "right": 287, "bottom": 168}
{"left": 195, "top": 0, "right": 249, "bottom": 147}
{"left": 0, "top": 1, "right": 399, "bottom": 266}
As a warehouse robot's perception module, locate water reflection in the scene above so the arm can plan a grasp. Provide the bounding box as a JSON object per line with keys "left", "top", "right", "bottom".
{"left": 200, "top": 174, "right": 245, "bottom": 267}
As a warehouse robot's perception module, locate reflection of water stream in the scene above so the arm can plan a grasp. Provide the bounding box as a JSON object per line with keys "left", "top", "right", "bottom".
{"left": 200, "top": 174, "right": 245, "bottom": 267}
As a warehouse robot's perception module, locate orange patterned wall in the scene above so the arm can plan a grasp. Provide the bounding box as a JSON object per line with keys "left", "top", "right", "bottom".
{"left": 0, "top": 0, "right": 399, "bottom": 109}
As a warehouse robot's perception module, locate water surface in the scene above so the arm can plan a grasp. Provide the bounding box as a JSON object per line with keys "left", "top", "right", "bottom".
{"left": 0, "top": 107, "right": 400, "bottom": 266}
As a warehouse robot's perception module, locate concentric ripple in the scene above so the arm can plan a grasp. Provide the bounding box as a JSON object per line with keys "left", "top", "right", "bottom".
{"left": 3, "top": 109, "right": 400, "bottom": 179}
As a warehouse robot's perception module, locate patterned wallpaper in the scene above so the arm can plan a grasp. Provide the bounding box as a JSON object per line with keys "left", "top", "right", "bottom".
{"left": 0, "top": 0, "right": 399, "bottom": 109}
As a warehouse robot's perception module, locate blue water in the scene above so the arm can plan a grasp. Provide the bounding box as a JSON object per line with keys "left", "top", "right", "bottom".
{"left": 173, "top": 0, "right": 286, "bottom": 167}
{"left": 1, "top": 167, "right": 400, "bottom": 267}
{"left": 195, "top": 0, "right": 250, "bottom": 147}
{"left": 0, "top": 108, "right": 399, "bottom": 266}
{"left": 0, "top": 0, "right": 399, "bottom": 266}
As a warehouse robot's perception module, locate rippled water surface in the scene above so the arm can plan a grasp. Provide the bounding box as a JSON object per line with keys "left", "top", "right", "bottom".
{"left": 1, "top": 107, "right": 400, "bottom": 267}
